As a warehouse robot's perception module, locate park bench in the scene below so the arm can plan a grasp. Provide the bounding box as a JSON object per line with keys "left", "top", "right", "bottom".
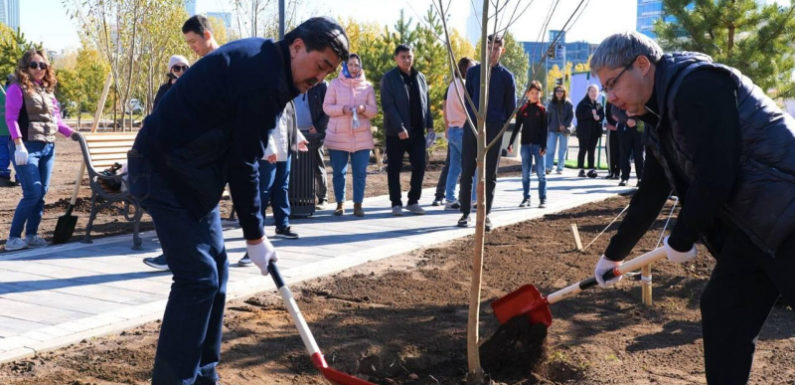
{"left": 75, "top": 132, "right": 144, "bottom": 249}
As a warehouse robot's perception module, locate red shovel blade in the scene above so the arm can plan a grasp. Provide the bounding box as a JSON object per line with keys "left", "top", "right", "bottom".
{"left": 321, "top": 367, "right": 376, "bottom": 385}
{"left": 491, "top": 284, "right": 553, "bottom": 327}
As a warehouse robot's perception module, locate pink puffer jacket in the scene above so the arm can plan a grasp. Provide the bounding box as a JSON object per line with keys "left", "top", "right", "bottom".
{"left": 322, "top": 71, "right": 378, "bottom": 153}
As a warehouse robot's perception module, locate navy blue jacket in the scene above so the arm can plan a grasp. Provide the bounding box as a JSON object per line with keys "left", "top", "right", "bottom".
{"left": 380, "top": 67, "right": 433, "bottom": 137}
{"left": 133, "top": 38, "right": 300, "bottom": 241}
{"left": 465, "top": 63, "right": 516, "bottom": 127}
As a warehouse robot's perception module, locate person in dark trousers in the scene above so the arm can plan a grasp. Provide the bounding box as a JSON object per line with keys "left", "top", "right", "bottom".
{"left": 298, "top": 81, "right": 329, "bottom": 209}
{"left": 574, "top": 84, "right": 605, "bottom": 178}
{"left": 604, "top": 101, "right": 620, "bottom": 179}
{"left": 380, "top": 44, "right": 433, "bottom": 216}
{"left": 127, "top": 18, "right": 348, "bottom": 385}
{"left": 507, "top": 80, "right": 547, "bottom": 208}
{"left": 458, "top": 34, "right": 516, "bottom": 230}
{"left": 611, "top": 104, "right": 644, "bottom": 186}
{"left": 590, "top": 31, "right": 795, "bottom": 385}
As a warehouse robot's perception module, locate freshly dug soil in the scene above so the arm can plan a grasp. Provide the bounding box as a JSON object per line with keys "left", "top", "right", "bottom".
{"left": 2, "top": 191, "right": 794, "bottom": 384}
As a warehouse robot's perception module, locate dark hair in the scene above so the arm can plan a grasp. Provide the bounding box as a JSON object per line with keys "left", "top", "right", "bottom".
{"left": 526, "top": 80, "right": 542, "bottom": 93}
{"left": 552, "top": 85, "right": 568, "bottom": 103}
{"left": 487, "top": 34, "right": 504, "bottom": 46}
{"left": 456, "top": 57, "right": 473, "bottom": 79}
{"left": 394, "top": 44, "right": 412, "bottom": 56}
{"left": 182, "top": 15, "right": 212, "bottom": 36}
{"left": 348, "top": 53, "right": 361, "bottom": 65}
{"left": 284, "top": 17, "right": 350, "bottom": 61}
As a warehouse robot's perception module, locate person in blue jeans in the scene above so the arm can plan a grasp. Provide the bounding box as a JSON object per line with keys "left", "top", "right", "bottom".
{"left": 545, "top": 85, "right": 574, "bottom": 174}
{"left": 0, "top": 77, "right": 19, "bottom": 187}
{"left": 127, "top": 18, "right": 348, "bottom": 385}
{"left": 5, "top": 50, "right": 78, "bottom": 251}
{"left": 508, "top": 80, "right": 548, "bottom": 208}
{"left": 442, "top": 57, "right": 475, "bottom": 210}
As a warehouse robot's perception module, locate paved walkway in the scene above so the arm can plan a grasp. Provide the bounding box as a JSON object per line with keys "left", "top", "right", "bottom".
{"left": 0, "top": 166, "right": 636, "bottom": 362}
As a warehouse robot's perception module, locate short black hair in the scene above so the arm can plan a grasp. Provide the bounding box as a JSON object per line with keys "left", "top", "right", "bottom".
{"left": 182, "top": 15, "right": 212, "bottom": 36}
{"left": 284, "top": 17, "right": 350, "bottom": 61}
{"left": 394, "top": 44, "right": 412, "bottom": 56}
{"left": 487, "top": 34, "right": 504, "bottom": 45}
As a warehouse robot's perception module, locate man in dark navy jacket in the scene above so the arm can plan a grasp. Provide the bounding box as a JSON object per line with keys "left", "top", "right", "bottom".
{"left": 458, "top": 34, "right": 516, "bottom": 230}
{"left": 590, "top": 31, "right": 795, "bottom": 385}
{"left": 127, "top": 17, "right": 348, "bottom": 385}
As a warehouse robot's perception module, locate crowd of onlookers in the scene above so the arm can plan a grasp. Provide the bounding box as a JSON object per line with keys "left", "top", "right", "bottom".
{"left": 0, "top": 15, "right": 644, "bottom": 257}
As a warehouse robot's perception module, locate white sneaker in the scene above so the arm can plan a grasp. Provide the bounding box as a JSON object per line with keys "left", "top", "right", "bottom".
{"left": 392, "top": 205, "right": 403, "bottom": 216}
{"left": 444, "top": 200, "right": 461, "bottom": 210}
{"left": 5, "top": 237, "right": 28, "bottom": 251}
{"left": 405, "top": 203, "right": 426, "bottom": 215}
{"left": 25, "top": 235, "right": 48, "bottom": 248}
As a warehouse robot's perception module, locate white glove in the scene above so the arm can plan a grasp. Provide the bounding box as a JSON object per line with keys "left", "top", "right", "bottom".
{"left": 664, "top": 236, "right": 697, "bottom": 263}
{"left": 14, "top": 143, "right": 28, "bottom": 166}
{"left": 247, "top": 238, "right": 278, "bottom": 276}
{"left": 594, "top": 255, "right": 623, "bottom": 288}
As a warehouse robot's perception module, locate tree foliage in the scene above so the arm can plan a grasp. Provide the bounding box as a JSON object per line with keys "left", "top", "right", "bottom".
{"left": 0, "top": 25, "right": 41, "bottom": 80}
{"left": 655, "top": 0, "right": 795, "bottom": 98}
{"left": 54, "top": 48, "right": 110, "bottom": 122}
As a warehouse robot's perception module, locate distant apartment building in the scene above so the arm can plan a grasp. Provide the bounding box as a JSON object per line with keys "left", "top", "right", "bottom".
{"left": 0, "top": 0, "right": 19, "bottom": 31}
{"left": 521, "top": 30, "right": 599, "bottom": 81}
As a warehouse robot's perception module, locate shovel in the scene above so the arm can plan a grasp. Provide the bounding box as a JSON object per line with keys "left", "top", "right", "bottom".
{"left": 492, "top": 247, "right": 667, "bottom": 327}
{"left": 268, "top": 262, "right": 375, "bottom": 385}
{"left": 52, "top": 164, "right": 85, "bottom": 244}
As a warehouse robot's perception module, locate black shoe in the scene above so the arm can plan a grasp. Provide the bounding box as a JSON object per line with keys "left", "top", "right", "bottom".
{"left": 619, "top": 179, "right": 628, "bottom": 186}
{"left": 636, "top": 179, "right": 642, "bottom": 187}
{"left": 518, "top": 198, "right": 530, "bottom": 208}
{"left": 485, "top": 216, "right": 492, "bottom": 232}
{"left": 275, "top": 227, "right": 299, "bottom": 239}
{"left": 604, "top": 173, "right": 613, "bottom": 179}
{"left": 457, "top": 214, "right": 470, "bottom": 227}
{"left": 238, "top": 253, "right": 252, "bottom": 266}
{"left": 0, "top": 176, "right": 18, "bottom": 187}
{"left": 143, "top": 254, "right": 169, "bottom": 271}
{"left": 578, "top": 169, "right": 586, "bottom": 177}
{"left": 539, "top": 199, "right": 546, "bottom": 208}
{"left": 587, "top": 169, "right": 598, "bottom": 178}
{"left": 431, "top": 198, "right": 443, "bottom": 206}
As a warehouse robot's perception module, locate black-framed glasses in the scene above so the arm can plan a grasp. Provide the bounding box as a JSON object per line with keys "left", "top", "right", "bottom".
{"left": 603, "top": 56, "right": 639, "bottom": 93}
{"left": 171, "top": 65, "right": 189, "bottom": 72}
{"left": 28, "top": 61, "right": 48, "bottom": 70}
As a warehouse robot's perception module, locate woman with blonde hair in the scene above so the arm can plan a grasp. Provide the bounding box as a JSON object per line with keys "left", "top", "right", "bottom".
{"left": 323, "top": 53, "right": 378, "bottom": 217}
{"left": 5, "top": 49, "right": 78, "bottom": 251}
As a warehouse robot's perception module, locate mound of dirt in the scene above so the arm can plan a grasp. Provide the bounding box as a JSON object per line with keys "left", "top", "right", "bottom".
{"left": 480, "top": 317, "right": 548, "bottom": 382}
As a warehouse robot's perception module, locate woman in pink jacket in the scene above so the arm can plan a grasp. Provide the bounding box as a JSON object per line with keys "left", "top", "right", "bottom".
{"left": 323, "top": 54, "right": 377, "bottom": 217}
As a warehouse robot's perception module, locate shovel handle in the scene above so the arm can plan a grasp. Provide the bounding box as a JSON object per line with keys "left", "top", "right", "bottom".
{"left": 547, "top": 247, "right": 667, "bottom": 305}
{"left": 267, "top": 262, "right": 328, "bottom": 370}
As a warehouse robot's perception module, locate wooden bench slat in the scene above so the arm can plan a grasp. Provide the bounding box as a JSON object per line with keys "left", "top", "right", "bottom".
{"left": 84, "top": 134, "right": 139, "bottom": 141}
{"left": 86, "top": 140, "right": 136, "bottom": 149}
{"left": 92, "top": 160, "right": 124, "bottom": 168}
{"left": 91, "top": 153, "right": 129, "bottom": 161}
{"left": 87, "top": 147, "right": 132, "bottom": 155}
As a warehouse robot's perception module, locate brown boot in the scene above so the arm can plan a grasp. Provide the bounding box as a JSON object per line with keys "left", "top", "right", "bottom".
{"left": 334, "top": 202, "right": 345, "bottom": 216}
{"left": 353, "top": 202, "right": 364, "bottom": 217}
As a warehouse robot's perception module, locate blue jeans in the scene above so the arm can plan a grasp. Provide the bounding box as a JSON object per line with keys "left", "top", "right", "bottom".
{"left": 328, "top": 149, "right": 370, "bottom": 203}
{"left": 0, "top": 135, "right": 11, "bottom": 178}
{"left": 546, "top": 132, "right": 568, "bottom": 172}
{"left": 9, "top": 141, "right": 54, "bottom": 238}
{"left": 445, "top": 127, "right": 463, "bottom": 202}
{"left": 520, "top": 144, "right": 546, "bottom": 201}
{"left": 259, "top": 156, "right": 291, "bottom": 230}
{"left": 127, "top": 153, "right": 227, "bottom": 385}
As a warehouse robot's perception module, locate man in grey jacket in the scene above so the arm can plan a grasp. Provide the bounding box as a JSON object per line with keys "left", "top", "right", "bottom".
{"left": 380, "top": 44, "right": 434, "bottom": 216}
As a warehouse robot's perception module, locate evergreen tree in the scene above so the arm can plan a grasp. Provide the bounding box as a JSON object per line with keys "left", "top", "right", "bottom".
{"left": 655, "top": 0, "right": 795, "bottom": 98}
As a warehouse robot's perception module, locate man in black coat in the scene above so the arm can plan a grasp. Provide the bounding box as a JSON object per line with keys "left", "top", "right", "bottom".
{"left": 590, "top": 31, "right": 795, "bottom": 385}
{"left": 128, "top": 18, "right": 348, "bottom": 385}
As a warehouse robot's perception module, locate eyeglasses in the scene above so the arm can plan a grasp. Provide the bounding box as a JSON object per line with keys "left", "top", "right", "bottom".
{"left": 603, "top": 56, "right": 639, "bottom": 93}
{"left": 28, "top": 62, "right": 48, "bottom": 70}
{"left": 172, "top": 65, "right": 189, "bottom": 72}
{"left": 555, "top": 90, "right": 564, "bottom": 93}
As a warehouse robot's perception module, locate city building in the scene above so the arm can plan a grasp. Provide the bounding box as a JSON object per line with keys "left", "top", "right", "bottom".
{"left": 521, "top": 30, "right": 599, "bottom": 81}
{"left": 0, "top": 0, "right": 19, "bottom": 31}
{"left": 637, "top": 0, "right": 664, "bottom": 39}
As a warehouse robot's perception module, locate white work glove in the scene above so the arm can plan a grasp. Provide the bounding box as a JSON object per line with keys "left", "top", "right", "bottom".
{"left": 14, "top": 143, "right": 28, "bottom": 166}
{"left": 664, "top": 236, "right": 697, "bottom": 263}
{"left": 247, "top": 237, "right": 278, "bottom": 276}
{"left": 594, "top": 255, "right": 623, "bottom": 288}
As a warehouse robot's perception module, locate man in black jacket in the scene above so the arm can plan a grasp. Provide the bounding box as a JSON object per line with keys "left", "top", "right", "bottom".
{"left": 590, "top": 31, "right": 795, "bottom": 385}
{"left": 128, "top": 18, "right": 348, "bottom": 385}
{"left": 380, "top": 44, "right": 434, "bottom": 216}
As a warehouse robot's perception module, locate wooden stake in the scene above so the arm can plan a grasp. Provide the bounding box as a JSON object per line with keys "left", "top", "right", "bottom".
{"left": 641, "top": 264, "right": 653, "bottom": 305}
{"left": 571, "top": 223, "right": 583, "bottom": 252}
{"left": 91, "top": 73, "right": 113, "bottom": 133}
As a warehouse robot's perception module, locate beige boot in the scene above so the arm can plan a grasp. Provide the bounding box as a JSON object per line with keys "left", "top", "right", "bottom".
{"left": 353, "top": 202, "right": 365, "bottom": 217}
{"left": 334, "top": 201, "right": 345, "bottom": 216}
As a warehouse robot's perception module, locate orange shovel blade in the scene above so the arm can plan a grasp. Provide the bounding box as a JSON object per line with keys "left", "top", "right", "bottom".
{"left": 321, "top": 367, "right": 376, "bottom": 385}
{"left": 491, "top": 284, "right": 553, "bottom": 327}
